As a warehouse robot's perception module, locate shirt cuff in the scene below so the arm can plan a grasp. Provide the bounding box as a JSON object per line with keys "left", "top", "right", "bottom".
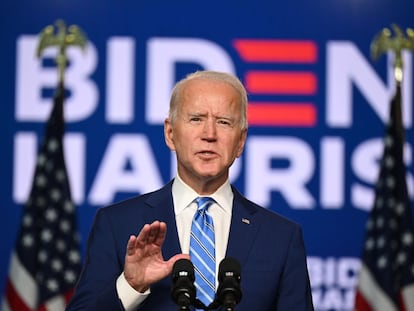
{"left": 116, "top": 272, "right": 150, "bottom": 311}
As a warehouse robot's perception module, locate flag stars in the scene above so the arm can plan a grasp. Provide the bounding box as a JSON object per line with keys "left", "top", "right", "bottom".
{"left": 60, "top": 220, "right": 71, "bottom": 233}
{"left": 48, "top": 139, "right": 59, "bottom": 153}
{"left": 6, "top": 96, "right": 82, "bottom": 306}
{"left": 357, "top": 91, "right": 414, "bottom": 310}
{"left": 68, "top": 250, "right": 81, "bottom": 264}
{"left": 56, "top": 239, "right": 67, "bottom": 252}
{"left": 385, "top": 156, "right": 394, "bottom": 169}
{"left": 22, "top": 234, "right": 34, "bottom": 247}
{"left": 402, "top": 232, "right": 413, "bottom": 246}
{"left": 22, "top": 215, "right": 33, "bottom": 227}
{"left": 64, "top": 201, "right": 74, "bottom": 213}
{"left": 51, "top": 259, "right": 63, "bottom": 272}
{"left": 55, "top": 169, "right": 66, "bottom": 182}
{"left": 384, "top": 135, "right": 393, "bottom": 148}
{"left": 37, "top": 154, "right": 46, "bottom": 166}
{"left": 45, "top": 208, "right": 58, "bottom": 222}
{"left": 386, "top": 176, "right": 395, "bottom": 189}
{"left": 377, "top": 236, "right": 386, "bottom": 248}
{"left": 377, "top": 256, "right": 388, "bottom": 269}
{"left": 51, "top": 188, "right": 61, "bottom": 202}
{"left": 65, "top": 270, "right": 77, "bottom": 284}
{"left": 38, "top": 250, "right": 48, "bottom": 263}
{"left": 36, "top": 174, "right": 47, "bottom": 187}
{"left": 41, "top": 229, "right": 53, "bottom": 243}
{"left": 376, "top": 217, "right": 385, "bottom": 229}
{"left": 396, "top": 203, "right": 405, "bottom": 215}
{"left": 365, "top": 238, "right": 374, "bottom": 250}
{"left": 46, "top": 278, "right": 59, "bottom": 292}
{"left": 397, "top": 252, "right": 407, "bottom": 265}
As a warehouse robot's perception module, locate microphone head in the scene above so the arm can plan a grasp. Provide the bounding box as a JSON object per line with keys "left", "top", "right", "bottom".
{"left": 217, "top": 257, "right": 242, "bottom": 306}
{"left": 172, "top": 258, "right": 195, "bottom": 282}
{"left": 218, "top": 257, "right": 241, "bottom": 283}
{"left": 171, "top": 259, "right": 196, "bottom": 307}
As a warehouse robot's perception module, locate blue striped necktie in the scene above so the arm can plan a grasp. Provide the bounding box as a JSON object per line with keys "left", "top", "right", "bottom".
{"left": 190, "top": 196, "right": 216, "bottom": 307}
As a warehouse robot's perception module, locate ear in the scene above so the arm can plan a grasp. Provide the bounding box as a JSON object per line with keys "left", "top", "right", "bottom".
{"left": 235, "top": 129, "right": 247, "bottom": 158}
{"left": 164, "top": 118, "right": 176, "bottom": 151}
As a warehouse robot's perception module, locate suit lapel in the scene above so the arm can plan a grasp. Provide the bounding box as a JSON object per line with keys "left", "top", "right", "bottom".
{"left": 225, "top": 188, "right": 260, "bottom": 266}
{"left": 144, "top": 181, "right": 182, "bottom": 260}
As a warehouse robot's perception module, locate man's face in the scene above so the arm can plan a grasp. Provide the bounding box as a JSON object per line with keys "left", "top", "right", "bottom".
{"left": 164, "top": 78, "right": 247, "bottom": 192}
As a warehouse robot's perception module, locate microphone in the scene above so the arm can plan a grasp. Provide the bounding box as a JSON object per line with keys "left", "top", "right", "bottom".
{"left": 216, "top": 257, "right": 242, "bottom": 311}
{"left": 171, "top": 259, "right": 197, "bottom": 310}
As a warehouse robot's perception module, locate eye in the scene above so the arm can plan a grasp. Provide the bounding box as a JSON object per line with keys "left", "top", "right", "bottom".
{"left": 190, "top": 116, "right": 202, "bottom": 123}
{"left": 218, "top": 119, "right": 233, "bottom": 127}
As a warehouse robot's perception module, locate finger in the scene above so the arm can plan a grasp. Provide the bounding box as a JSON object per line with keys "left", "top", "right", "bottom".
{"left": 126, "top": 235, "right": 137, "bottom": 256}
{"left": 135, "top": 223, "right": 151, "bottom": 247}
{"left": 146, "top": 221, "right": 162, "bottom": 243}
{"left": 153, "top": 222, "right": 167, "bottom": 247}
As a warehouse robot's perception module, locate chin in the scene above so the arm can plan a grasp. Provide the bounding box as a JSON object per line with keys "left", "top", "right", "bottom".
{"left": 198, "top": 168, "right": 227, "bottom": 181}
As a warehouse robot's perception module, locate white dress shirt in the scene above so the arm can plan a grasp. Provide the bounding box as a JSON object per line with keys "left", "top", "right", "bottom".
{"left": 116, "top": 175, "right": 233, "bottom": 310}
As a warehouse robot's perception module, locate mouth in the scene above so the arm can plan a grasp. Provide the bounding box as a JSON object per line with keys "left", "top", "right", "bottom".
{"left": 197, "top": 150, "right": 217, "bottom": 158}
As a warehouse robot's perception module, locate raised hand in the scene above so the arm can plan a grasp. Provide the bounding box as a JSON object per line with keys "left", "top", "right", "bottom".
{"left": 123, "top": 220, "right": 189, "bottom": 292}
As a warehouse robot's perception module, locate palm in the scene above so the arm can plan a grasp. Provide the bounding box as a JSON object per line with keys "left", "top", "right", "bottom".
{"left": 123, "top": 221, "right": 189, "bottom": 292}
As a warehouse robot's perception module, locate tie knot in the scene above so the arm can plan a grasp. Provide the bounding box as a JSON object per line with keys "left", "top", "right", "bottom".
{"left": 195, "top": 196, "right": 215, "bottom": 212}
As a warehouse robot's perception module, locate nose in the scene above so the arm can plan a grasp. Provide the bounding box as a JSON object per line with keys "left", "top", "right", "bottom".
{"left": 202, "top": 118, "right": 217, "bottom": 141}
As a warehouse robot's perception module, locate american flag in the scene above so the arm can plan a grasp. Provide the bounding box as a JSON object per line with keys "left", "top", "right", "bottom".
{"left": 355, "top": 85, "right": 414, "bottom": 311}
{"left": 2, "top": 85, "right": 81, "bottom": 311}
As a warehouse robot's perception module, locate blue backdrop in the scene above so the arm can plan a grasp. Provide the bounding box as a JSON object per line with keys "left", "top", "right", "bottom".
{"left": 1, "top": 1, "right": 414, "bottom": 310}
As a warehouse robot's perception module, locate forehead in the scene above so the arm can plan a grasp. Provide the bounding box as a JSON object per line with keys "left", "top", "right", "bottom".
{"left": 180, "top": 78, "right": 240, "bottom": 106}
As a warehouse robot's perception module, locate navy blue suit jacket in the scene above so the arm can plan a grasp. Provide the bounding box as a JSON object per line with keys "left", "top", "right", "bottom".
{"left": 67, "top": 180, "right": 313, "bottom": 310}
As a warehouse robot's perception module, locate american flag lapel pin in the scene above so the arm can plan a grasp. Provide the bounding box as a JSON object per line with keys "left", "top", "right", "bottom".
{"left": 242, "top": 218, "right": 250, "bottom": 225}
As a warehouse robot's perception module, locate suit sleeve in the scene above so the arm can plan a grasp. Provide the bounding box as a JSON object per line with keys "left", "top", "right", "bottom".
{"left": 66, "top": 208, "right": 126, "bottom": 311}
{"left": 276, "top": 225, "right": 314, "bottom": 311}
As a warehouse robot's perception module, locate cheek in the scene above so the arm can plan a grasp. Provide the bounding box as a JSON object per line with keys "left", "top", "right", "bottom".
{"left": 223, "top": 141, "right": 243, "bottom": 159}
{"left": 175, "top": 139, "right": 193, "bottom": 155}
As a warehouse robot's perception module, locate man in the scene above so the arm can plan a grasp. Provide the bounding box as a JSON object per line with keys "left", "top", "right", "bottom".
{"left": 67, "top": 70, "right": 314, "bottom": 310}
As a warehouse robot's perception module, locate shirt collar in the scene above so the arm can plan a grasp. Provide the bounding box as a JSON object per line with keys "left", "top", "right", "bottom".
{"left": 172, "top": 174, "right": 233, "bottom": 214}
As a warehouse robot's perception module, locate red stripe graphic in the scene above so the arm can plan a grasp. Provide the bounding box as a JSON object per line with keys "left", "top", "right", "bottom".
{"left": 248, "top": 102, "right": 316, "bottom": 126}
{"left": 234, "top": 39, "right": 318, "bottom": 127}
{"left": 245, "top": 71, "right": 317, "bottom": 95}
{"left": 233, "top": 40, "right": 317, "bottom": 63}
